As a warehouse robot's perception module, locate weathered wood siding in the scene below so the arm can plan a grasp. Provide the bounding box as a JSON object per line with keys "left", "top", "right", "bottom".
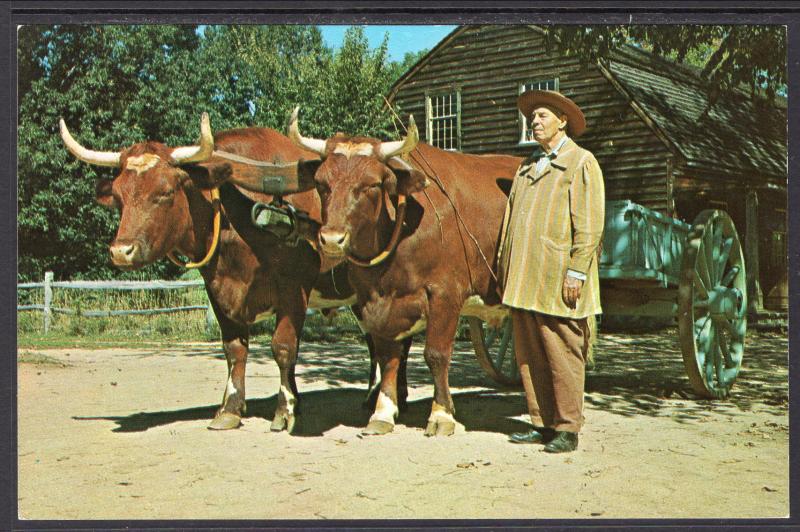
{"left": 391, "top": 25, "right": 674, "bottom": 212}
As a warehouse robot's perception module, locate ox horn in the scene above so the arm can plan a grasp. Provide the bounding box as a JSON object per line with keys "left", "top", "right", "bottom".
{"left": 377, "top": 115, "right": 418, "bottom": 161}
{"left": 59, "top": 119, "right": 121, "bottom": 167}
{"left": 170, "top": 112, "right": 215, "bottom": 164}
{"left": 287, "top": 106, "right": 327, "bottom": 156}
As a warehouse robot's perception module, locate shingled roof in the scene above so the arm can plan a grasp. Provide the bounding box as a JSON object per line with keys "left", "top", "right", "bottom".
{"left": 388, "top": 26, "right": 787, "bottom": 186}
{"left": 603, "top": 45, "right": 787, "bottom": 183}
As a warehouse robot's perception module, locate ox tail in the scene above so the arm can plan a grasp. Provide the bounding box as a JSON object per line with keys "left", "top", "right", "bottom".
{"left": 585, "top": 314, "right": 598, "bottom": 366}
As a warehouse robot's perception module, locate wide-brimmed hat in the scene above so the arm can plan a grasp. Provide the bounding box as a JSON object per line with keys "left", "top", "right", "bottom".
{"left": 517, "top": 90, "right": 586, "bottom": 138}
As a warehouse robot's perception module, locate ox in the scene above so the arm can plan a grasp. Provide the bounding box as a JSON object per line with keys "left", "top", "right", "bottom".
{"left": 59, "top": 114, "right": 380, "bottom": 432}
{"left": 246, "top": 108, "right": 522, "bottom": 436}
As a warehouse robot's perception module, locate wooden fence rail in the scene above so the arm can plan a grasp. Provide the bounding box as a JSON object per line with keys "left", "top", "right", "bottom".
{"left": 18, "top": 271, "right": 215, "bottom": 334}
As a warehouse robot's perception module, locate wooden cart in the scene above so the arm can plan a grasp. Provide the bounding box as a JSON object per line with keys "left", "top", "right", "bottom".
{"left": 469, "top": 199, "right": 748, "bottom": 399}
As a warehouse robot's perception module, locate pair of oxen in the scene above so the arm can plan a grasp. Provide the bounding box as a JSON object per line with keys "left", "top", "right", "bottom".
{"left": 59, "top": 109, "right": 521, "bottom": 436}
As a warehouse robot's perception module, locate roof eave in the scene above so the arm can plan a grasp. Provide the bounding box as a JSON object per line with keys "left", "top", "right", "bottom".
{"left": 386, "top": 24, "right": 548, "bottom": 105}
{"left": 385, "top": 26, "right": 470, "bottom": 105}
{"left": 596, "top": 60, "right": 688, "bottom": 164}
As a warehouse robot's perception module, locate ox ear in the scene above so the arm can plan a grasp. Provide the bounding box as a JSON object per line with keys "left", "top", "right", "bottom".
{"left": 387, "top": 158, "right": 429, "bottom": 196}
{"left": 95, "top": 180, "right": 118, "bottom": 209}
{"left": 296, "top": 158, "right": 323, "bottom": 192}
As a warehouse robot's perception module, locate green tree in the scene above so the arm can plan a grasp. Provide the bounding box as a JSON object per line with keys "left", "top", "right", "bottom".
{"left": 545, "top": 25, "right": 786, "bottom": 102}
{"left": 17, "top": 25, "right": 235, "bottom": 281}
{"left": 18, "top": 24, "right": 417, "bottom": 282}
{"left": 224, "top": 25, "right": 400, "bottom": 140}
{"left": 389, "top": 49, "right": 429, "bottom": 81}
{"left": 202, "top": 25, "right": 333, "bottom": 135}
{"left": 319, "top": 27, "right": 396, "bottom": 139}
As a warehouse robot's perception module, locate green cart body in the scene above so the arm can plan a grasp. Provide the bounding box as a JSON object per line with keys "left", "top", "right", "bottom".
{"left": 469, "top": 199, "right": 747, "bottom": 399}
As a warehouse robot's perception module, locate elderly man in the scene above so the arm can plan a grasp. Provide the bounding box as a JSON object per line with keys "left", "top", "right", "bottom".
{"left": 497, "top": 90, "right": 605, "bottom": 453}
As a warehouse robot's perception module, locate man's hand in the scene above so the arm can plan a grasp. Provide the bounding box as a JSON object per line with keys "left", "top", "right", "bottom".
{"left": 562, "top": 274, "right": 583, "bottom": 309}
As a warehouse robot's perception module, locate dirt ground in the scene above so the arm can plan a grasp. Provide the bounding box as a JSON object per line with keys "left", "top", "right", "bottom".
{"left": 17, "top": 328, "right": 789, "bottom": 521}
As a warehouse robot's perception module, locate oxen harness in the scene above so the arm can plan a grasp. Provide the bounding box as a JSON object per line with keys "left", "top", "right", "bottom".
{"left": 167, "top": 187, "right": 222, "bottom": 269}
{"left": 251, "top": 197, "right": 318, "bottom": 247}
{"left": 346, "top": 191, "right": 407, "bottom": 268}
{"left": 167, "top": 188, "right": 321, "bottom": 270}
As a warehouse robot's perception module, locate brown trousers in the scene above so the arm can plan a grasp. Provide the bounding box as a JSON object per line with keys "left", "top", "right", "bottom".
{"left": 511, "top": 309, "right": 589, "bottom": 433}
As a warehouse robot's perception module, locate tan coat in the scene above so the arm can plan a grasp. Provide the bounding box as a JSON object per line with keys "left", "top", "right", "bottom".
{"left": 497, "top": 138, "right": 605, "bottom": 319}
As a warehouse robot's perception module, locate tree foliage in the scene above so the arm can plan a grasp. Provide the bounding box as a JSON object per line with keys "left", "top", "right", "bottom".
{"left": 18, "top": 25, "right": 211, "bottom": 282}
{"left": 20, "top": 24, "right": 787, "bottom": 282}
{"left": 17, "top": 25, "right": 413, "bottom": 281}
{"left": 546, "top": 25, "right": 787, "bottom": 102}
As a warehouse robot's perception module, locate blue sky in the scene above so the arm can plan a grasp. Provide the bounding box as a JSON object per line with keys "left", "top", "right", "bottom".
{"left": 318, "top": 25, "right": 457, "bottom": 62}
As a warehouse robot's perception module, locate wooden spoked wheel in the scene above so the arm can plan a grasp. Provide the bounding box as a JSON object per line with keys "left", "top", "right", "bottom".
{"left": 468, "top": 316, "right": 521, "bottom": 387}
{"left": 677, "top": 210, "right": 747, "bottom": 398}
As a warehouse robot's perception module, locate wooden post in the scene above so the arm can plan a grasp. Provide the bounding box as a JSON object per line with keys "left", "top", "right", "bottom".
{"left": 43, "top": 271, "right": 53, "bottom": 334}
{"left": 665, "top": 157, "right": 676, "bottom": 217}
{"left": 745, "top": 190, "right": 764, "bottom": 314}
{"left": 205, "top": 301, "right": 216, "bottom": 336}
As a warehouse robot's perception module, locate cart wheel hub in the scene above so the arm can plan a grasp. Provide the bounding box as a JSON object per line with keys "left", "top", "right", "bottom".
{"left": 708, "top": 287, "right": 743, "bottom": 321}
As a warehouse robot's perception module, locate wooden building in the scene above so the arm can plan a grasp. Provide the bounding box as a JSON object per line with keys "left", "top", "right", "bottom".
{"left": 386, "top": 25, "right": 787, "bottom": 313}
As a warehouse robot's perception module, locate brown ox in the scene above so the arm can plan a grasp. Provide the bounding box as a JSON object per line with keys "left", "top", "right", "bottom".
{"left": 59, "top": 114, "right": 376, "bottom": 432}
{"left": 250, "top": 108, "right": 522, "bottom": 436}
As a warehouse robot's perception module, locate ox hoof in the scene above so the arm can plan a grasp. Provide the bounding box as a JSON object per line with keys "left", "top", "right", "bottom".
{"left": 361, "top": 419, "right": 394, "bottom": 436}
{"left": 424, "top": 420, "right": 456, "bottom": 437}
{"left": 208, "top": 412, "right": 242, "bottom": 430}
{"left": 270, "top": 412, "right": 296, "bottom": 433}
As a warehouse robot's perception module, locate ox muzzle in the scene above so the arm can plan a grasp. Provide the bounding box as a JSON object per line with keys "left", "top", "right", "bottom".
{"left": 318, "top": 229, "right": 350, "bottom": 258}
{"left": 109, "top": 240, "right": 147, "bottom": 268}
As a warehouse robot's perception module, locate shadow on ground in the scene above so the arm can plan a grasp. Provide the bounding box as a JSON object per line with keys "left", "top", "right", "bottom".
{"left": 79, "top": 329, "right": 787, "bottom": 432}
{"left": 584, "top": 328, "right": 788, "bottom": 421}
{"left": 73, "top": 388, "right": 530, "bottom": 437}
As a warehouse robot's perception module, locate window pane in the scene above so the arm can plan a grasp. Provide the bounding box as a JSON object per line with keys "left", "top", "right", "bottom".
{"left": 427, "top": 92, "right": 459, "bottom": 150}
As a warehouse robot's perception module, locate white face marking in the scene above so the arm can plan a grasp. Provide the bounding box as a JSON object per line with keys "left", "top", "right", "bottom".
{"left": 459, "top": 295, "right": 510, "bottom": 329}
{"left": 369, "top": 391, "right": 398, "bottom": 424}
{"left": 279, "top": 385, "right": 297, "bottom": 414}
{"left": 307, "top": 289, "right": 357, "bottom": 310}
{"left": 333, "top": 142, "right": 374, "bottom": 159}
{"left": 394, "top": 316, "right": 427, "bottom": 341}
{"left": 125, "top": 154, "right": 161, "bottom": 175}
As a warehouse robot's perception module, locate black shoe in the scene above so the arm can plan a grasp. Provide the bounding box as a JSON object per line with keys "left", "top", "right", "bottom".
{"left": 543, "top": 431, "right": 579, "bottom": 453}
{"left": 509, "top": 427, "right": 555, "bottom": 444}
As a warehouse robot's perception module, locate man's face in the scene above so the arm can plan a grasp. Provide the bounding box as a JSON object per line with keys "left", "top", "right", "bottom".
{"left": 530, "top": 105, "right": 567, "bottom": 145}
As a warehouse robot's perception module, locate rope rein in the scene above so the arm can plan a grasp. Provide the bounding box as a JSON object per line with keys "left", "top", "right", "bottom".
{"left": 383, "top": 97, "right": 499, "bottom": 286}
{"left": 410, "top": 144, "right": 498, "bottom": 288}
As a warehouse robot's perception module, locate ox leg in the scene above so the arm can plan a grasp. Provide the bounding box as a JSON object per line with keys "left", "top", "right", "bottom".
{"left": 423, "top": 304, "right": 460, "bottom": 437}
{"left": 362, "top": 333, "right": 379, "bottom": 409}
{"left": 362, "top": 338, "right": 404, "bottom": 436}
{"left": 398, "top": 338, "right": 411, "bottom": 411}
{"left": 209, "top": 318, "right": 249, "bottom": 430}
{"left": 352, "top": 305, "right": 382, "bottom": 409}
{"left": 364, "top": 336, "right": 411, "bottom": 413}
{"left": 270, "top": 307, "right": 305, "bottom": 434}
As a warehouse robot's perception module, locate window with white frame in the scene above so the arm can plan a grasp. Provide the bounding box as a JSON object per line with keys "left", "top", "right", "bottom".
{"left": 519, "top": 78, "right": 559, "bottom": 144}
{"left": 426, "top": 91, "right": 460, "bottom": 151}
